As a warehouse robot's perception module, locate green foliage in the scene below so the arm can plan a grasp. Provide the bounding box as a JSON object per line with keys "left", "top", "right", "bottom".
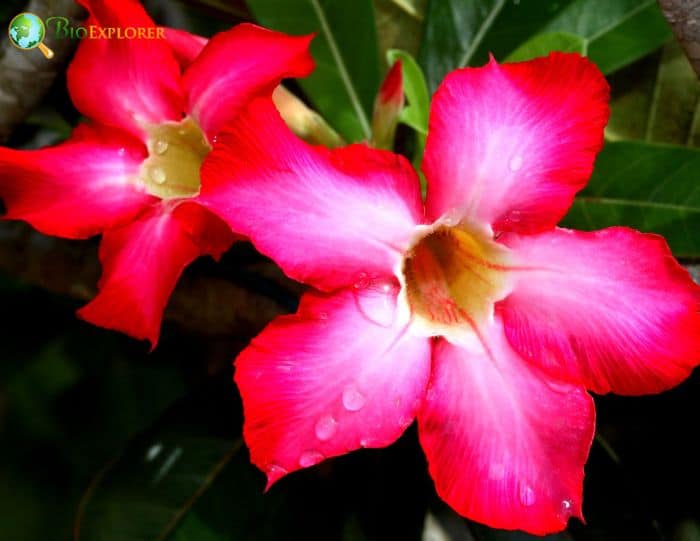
{"left": 246, "top": 0, "right": 381, "bottom": 142}
{"left": 607, "top": 42, "right": 700, "bottom": 146}
{"left": 506, "top": 32, "right": 585, "bottom": 62}
{"left": 418, "top": 0, "right": 577, "bottom": 91}
{"left": 74, "top": 376, "right": 242, "bottom": 541}
{"left": 543, "top": 0, "right": 672, "bottom": 75}
{"left": 563, "top": 142, "right": 700, "bottom": 258}
{"left": 418, "top": 0, "right": 672, "bottom": 92}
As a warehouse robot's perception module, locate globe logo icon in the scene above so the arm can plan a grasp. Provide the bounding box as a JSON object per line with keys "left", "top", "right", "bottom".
{"left": 8, "top": 12, "right": 54, "bottom": 59}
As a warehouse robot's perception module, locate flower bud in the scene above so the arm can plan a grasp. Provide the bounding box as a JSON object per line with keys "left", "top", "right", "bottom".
{"left": 272, "top": 86, "right": 345, "bottom": 148}
{"left": 371, "top": 60, "right": 404, "bottom": 149}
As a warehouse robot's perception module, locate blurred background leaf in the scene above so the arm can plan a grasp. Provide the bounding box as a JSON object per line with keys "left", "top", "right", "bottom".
{"left": 607, "top": 41, "right": 700, "bottom": 146}
{"left": 373, "top": 0, "right": 426, "bottom": 62}
{"left": 74, "top": 375, "right": 242, "bottom": 541}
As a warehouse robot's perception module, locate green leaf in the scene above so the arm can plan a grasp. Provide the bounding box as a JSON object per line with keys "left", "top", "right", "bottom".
{"left": 246, "top": 0, "right": 381, "bottom": 142}
{"left": 607, "top": 42, "right": 700, "bottom": 146}
{"left": 386, "top": 49, "right": 429, "bottom": 168}
{"left": 418, "top": 0, "right": 671, "bottom": 92}
{"left": 418, "top": 0, "right": 576, "bottom": 91}
{"left": 74, "top": 377, "right": 243, "bottom": 541}
{"left": 506, "top": 31, "right": 584, "bottom": 62}
{"left": 418, "top": 0, "right": 508, "bottom": 92}
{"left": 563, "top": 141, "right": 700, "bottom": 258}
{"left": 544, "top": 0, "right": 672, "bottom": 74}
{"left": 387, "top": 49, "right": 429, "bottom": 137}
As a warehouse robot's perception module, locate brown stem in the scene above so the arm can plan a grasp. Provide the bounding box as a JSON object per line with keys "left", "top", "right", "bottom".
{"left": 657, "top": 0, "right": 700, "bottom": 77}
{"left": 0, "top": 222, "right": 299, "bottom": 337}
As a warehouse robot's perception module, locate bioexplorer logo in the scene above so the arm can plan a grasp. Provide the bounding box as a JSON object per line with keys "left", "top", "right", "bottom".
{"left": 7, "top": 12, "right": 165, "bottom": 60}
{"left": 8, "top": 12, "right": 54, "bottom": 58}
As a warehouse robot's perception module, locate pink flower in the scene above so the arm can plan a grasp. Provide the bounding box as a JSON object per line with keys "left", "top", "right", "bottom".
{"left": 0, "top": 0, "right": 314, "bottom": 348}
{"left": 196, "top": 53, "right": 700, "bottom": 533}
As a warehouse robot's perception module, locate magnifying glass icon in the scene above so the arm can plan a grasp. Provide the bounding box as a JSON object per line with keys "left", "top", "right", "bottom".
{"left": 8, "top": 12, "right": 55, "bottom": 59}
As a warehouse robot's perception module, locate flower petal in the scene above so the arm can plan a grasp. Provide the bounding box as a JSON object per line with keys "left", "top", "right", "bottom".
{"left": 198, "top": 97, "right": 423, "bottom": 291}
{"left": 498, "top": 227, "right": 700, "bottom": 395}
{"left": 163, "top": 27, "right": 207, "bottom": 69}
{"left": 423, "top": 53, "right": 609, "bottom": 233}
{"left": 235, "top": 286, "right": 431, "bottom": 488}
{"left": 183, "top": 23, "right": 315, "bottom": 139}
{"left": 68, "top": 0, "right": 184, "bottom": 139}
{"left": 77, "top": 202, "right": 234, "bottom": 348}
{"left": 0, "top": 124, "right": 154, "bottom": 238}
{"left": 418, "top": 321, "right": 595, "bottom": 534}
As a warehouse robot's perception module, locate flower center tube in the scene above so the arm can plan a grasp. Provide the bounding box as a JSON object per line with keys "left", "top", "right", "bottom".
{"left": 402, "top": 225, "right": 513, "bottom": 337}
{"left": 140, "top": 117, "right": 211, "bottom": 199}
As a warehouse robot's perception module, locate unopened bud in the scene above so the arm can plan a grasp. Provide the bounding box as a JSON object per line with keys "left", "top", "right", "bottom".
{"left": 272, "top": 86, "right": 345, "bottom": 148}
{"left": 371, "top": 60, "right": 404, "bottom": 149}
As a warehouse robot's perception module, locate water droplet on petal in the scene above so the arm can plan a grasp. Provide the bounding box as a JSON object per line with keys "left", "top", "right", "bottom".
{"left": 397, "top": 414, "right": 412, "bottom": 428}
{"left": 117, "top": 147, "right": 126, "bottom": 157}
{"left": 508, "top": 209, "right": 522, "bottom": 223}
{"left": 560, "top": 499, "right": 574, "bottom": 519}
{"left": 154, "top": 139, "right": 169, "bottom": 155}
{"left": 509, "top": 154, "right": 523, "bottom": 172}
{"left": 299, "top": 450, "right": 324, "bottom": 467}
{"left": 354, "top": 283, "right": 398, "bottom": 327}
{"left": 150, "top": 166, "right": 167, "bottom": 184}
{"left": 266, "top": 463, "right": 288, "bottom": 488}
{"left": 342, "top": 387, "right": 366, "bottom": 411}
{"left": 318, "top": 311, "right": 329, "bottom": 320}
{"left": 518, "top": 482, "right": 536, "bottom": 506}
{"left": 314, "top": 414, "right": 337, "bottom": 441}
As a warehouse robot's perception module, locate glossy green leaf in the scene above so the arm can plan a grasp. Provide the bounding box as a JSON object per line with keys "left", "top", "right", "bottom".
{"left": 246, "top": 0, "right": 380, "bottom": 142}
{"left": 418, "top": 0, "right": 671, "bottom": 92}
{"left": 74, "top": 377, "right": 243, "bottom": 541}
{"left": 506, "top": 31, "right": 584, "bottom": 62}
{"left": 418, "top": 0, "right": 575, "bottom": 91}
{"left": 418, "top": 0, "right": 508, "bottom": 91}
{"left": 544, "top": 0, "right": 673, "bottom": 74}
{"left": 386, "top": 49, "right": 429, "bottom": 167}
{"left": 563, "top": 141, "right": 700, "bottom": 258}
{"left": 387, "top": 49, "right": 429, "bottom": 137}
{"left": 506, "top": 32, "right": 585, "bottom": 62}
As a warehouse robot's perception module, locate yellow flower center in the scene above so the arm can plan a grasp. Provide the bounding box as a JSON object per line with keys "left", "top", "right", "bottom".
{"left": 402, "top": 225, "right": 513, "bottom": 337}
{"left": 140, "top": 117, "right": 211, "bottom": 199}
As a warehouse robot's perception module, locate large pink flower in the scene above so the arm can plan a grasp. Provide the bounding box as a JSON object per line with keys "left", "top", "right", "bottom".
{"left": 197, "top": 53, "right": 700, "bottom": 533}
{"left": 0, "top": 0, "right": 313, "bottom": 347}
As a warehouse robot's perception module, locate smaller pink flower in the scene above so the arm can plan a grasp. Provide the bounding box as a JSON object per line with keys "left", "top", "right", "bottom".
{"left": 0, "top": 0, "right": 314, "bottom": 347}
{"left": 196, "top": 53, "right": 700, "bottom": 533}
